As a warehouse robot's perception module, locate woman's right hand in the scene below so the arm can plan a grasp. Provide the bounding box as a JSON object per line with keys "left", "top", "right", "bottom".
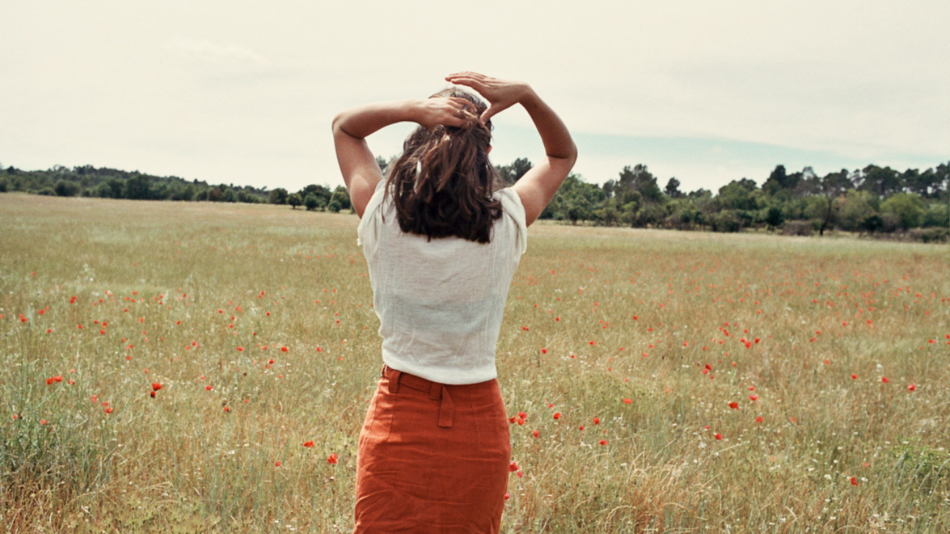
{"left": 444, "top": 72, "right": 532, "bottom": 124}
{"left": 413, "top": 97, "right": 479, "bottom": 131}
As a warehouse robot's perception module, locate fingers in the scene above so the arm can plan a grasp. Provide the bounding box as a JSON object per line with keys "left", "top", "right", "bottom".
{"left": 480, "top": 104, "right": 498, "bottom": 125}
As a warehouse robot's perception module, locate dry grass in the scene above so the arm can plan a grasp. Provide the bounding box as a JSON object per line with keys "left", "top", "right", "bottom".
{"left": 1, "top": 193, "right": 948, "bottom": 533}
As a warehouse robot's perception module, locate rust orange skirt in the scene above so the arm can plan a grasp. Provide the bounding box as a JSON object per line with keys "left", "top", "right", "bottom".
{"left": 354, "top": 365, "right": 511, "bottom": 533}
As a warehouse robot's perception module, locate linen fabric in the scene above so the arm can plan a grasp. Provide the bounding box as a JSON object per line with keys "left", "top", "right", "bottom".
{"left": 354, "top": 365, "right": 511, "bottom": 533}
{"left": 357, "top": 181, "right": 527, "bottom": 385}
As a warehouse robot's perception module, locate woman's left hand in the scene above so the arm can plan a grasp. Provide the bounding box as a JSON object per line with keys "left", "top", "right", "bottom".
{"left": 412, "top": 97, "right": 478, "bottom": 131}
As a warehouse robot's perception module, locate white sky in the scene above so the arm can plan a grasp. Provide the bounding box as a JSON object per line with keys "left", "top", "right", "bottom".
{"left": 2, "top": 1, "right": 947, "bottom": 193}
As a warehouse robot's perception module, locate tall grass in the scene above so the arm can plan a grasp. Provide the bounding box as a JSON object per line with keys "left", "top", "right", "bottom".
{"left": 1, "top": 194, "right": 948, "bottom": 533}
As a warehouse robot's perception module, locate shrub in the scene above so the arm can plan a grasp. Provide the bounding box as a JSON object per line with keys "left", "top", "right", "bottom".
{"left": 709, "top": 211, "right": 740, "bottom": 233}
{"left": 54, "top": 181, "right": 80, "bottom": 197}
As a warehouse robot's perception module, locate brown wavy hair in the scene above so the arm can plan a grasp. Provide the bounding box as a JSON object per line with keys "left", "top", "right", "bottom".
{"left": 385, "top": 88, "right": 504, "bottom": 244}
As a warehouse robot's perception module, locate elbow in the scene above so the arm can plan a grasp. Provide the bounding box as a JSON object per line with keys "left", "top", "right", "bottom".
{"left": 331, "top": 113, "right": 345, "bottom": 136}
{"left": 551, "top": 142, "right": 578, "bottom": 169}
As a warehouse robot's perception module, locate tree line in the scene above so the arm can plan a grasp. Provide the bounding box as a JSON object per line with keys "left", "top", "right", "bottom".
{"left": 0, "top": 163, "right": 352, "bottom": 212}
{"left": 490, "top": 158, "right": 949, "bottom": 242}
{"left": 3, "top": 158, "right": 947, "bottom": 241}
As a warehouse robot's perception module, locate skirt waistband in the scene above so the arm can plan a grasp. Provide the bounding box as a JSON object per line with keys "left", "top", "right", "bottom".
{"left": 381, "top": 365, "right": 456, "bottom": 428}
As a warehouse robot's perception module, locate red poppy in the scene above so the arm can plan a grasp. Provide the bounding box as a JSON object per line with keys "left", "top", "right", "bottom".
{"left": 907, "top": 383, "right": 916, "bottom": 392}
{"left": 728, "top": 402, "right": 739, "bottom": 410}
{"left": 509, "top": 461, "right": 519, "bottom": 472}
{"left": 881, "top": 377, "right": 889, "bottom": 384}
{"left": 281, "top": 347, "right": 288, "bottom": 352}
{"left": 749, "top": 395, "right": 758, "bottom": 401}
{"left": 623, "top": 398, "right": 632, "bottom": 404}
{"left": 714, "top": 433, "right": 723, "bottom": 440}
{"left": 327, "top": 454, "right": 339, "bottom": 464}
{"left": 152, "top": 383, "right": 162, "bottom": 391}
{"left": 598, "top": 440, "right": 607, "bottom": 446}
{"left": 303, "top": 440, "right": 315, "bottom": 448}
{"left": 592, "top": 417, "right": 600, "bottom": 425}
{"left": 531, "top": 430, "right": 540, "bottom": 438}
{"left": 553, "top": 412, "right": 561, "bottom": 420}
{"left": 850, "top": 477, "right": 858, "bottom": 486}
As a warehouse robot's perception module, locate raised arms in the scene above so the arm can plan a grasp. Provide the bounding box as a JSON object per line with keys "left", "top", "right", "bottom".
{"left": 444, "top": 72, "right": 577, "bottom": 226}
{"left": 332, "top": 98, "right": 477, "bottom": 217}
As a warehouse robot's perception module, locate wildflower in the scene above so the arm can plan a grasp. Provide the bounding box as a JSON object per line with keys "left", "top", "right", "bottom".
{"left": 623, "top": 398, "right": 632, "bottom": 404}
{"left": 531, "top": 430, "right": 540, "bottom": 438}
{"left": 850, "top": 477, "right": 858, "bottom": 486}
{"left": 593, "top": 417, "right": 600, "bottom": 425}
{"left": 907, "top": 383, "right": 916, "bottom": 392}
{"left": 749, "top": 395, "right": 758, "bottom": 402}
{"left": 327, "top": 454, "right": 338, "bottom": 464}
{"left": 303, "top": 440, "right": 315, "bottom": 448}
{"left": 553, "top": 412, "right": 561, "bottom": 420}
{"left": 599, "top": 440, "right": 607, "bottom": 446}
{"left": 152, "top": 383, "right": 162, "bottom": 391}
{"left": 509, "top": 462, "right": 519, "bottom": 472}
{"left": 728, "top": 402, "right": 739, "bottom": 410}
{"left": 714, "top": 433, "right": 723, "bottom": 440}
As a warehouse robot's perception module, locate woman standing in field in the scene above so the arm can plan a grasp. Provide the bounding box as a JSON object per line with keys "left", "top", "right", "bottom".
{"left": 333, "top": 72, "right": 576, "bottom": 533}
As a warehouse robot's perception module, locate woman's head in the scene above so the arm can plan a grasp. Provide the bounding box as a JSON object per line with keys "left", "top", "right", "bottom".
{"left": 386, "top": 88, "right": 504, "bottom": 244}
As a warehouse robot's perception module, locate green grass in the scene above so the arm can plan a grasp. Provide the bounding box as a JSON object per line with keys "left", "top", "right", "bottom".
{"left": 1, "top": 193, "right": 949, "bottom": 533}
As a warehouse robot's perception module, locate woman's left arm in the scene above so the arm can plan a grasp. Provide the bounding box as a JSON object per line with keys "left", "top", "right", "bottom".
{"left": 332, "top": 98, "right": 476, "bottom": 217}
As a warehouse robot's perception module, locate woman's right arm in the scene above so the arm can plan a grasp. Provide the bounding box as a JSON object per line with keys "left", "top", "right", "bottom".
{"left": 445, "top": 73, "right": 577, "bottom": 226}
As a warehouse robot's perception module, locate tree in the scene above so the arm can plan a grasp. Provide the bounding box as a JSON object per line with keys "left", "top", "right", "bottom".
{"left": 124, "top": 175, "right": 151, "bottom": 200}
{"left": 54, "top": 180, "right": 80, "bottom": 197}
{"left": 287, "top": 193, "right": 303, "bottom": 210}
{"left": 304, "top": 193, "right": 319, "bottom": 211}
{"left": 496, "top": 158, "right": 533, "bottom": 184}
{"left": 664, "top": 177, "right": 684, "bottom": 198}
{"left": 299, "top": 184, "right": 331, "bottom": 208}
{"left": 881, "top": 192, "right": 926, "bottom": 229}
{"left": 268, "top": 188, "right": 289, "bottom": 205}
{"left": 330, "top": 186, "right": 351, "bottom": 211}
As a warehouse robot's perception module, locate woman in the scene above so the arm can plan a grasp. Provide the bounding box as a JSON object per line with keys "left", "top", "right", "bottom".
{"left": 333, "top": 72, "right": 576, "bottom": 533}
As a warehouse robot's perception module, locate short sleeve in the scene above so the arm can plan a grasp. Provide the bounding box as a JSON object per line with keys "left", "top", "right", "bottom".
{"left": 357, "top": 180, "right": 387, "bottom": 259}
{"left": 495, "top": 187, "right": 528, "bottom": 255}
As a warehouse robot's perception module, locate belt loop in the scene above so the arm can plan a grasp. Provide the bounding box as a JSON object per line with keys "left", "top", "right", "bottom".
{"left": 437, "top": 385, "right": 455, "bottom": 428}
{"left": 387, "top": 369, "right": 401, "bottom": 394}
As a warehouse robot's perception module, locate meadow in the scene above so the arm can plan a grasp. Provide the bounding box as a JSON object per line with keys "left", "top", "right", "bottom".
{"left": 1, "top": 193, "right": 948, "bottom": 533}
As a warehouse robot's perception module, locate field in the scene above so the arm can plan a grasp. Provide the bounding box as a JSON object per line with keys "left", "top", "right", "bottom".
{"left": 1, "top": 194, "right": 948, "bottom": 533}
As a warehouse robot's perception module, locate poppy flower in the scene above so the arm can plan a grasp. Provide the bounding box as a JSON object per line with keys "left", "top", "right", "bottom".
{"left": 850, "top": 477, "right": 858, "bottom": 486}
{"left": 749, "top": 395, "right": 758, "bottom": 401}
{"left": 531, "top": 430, "right": 540, "bottom": 438}
{"left": 509, "top": 461, "right": 519, "bottom": 472}
{"left": 275, "top": 461, "right": 281, "bottom": 467}
{"left": 553, "top": 412, "right": 561, "bottom": 420}
{"left": 881, "top": 377, "right": 889, "bottom": 384}
{"left": 598, "top": 440, "right": 607, "bottom": 446}
{"left": 592, "top": 417, "right": 600, "bottom": 425}
{"left": 623, "top": 398, "right": 632, "bottom": 404}
{"left": 152, "top": 383, "right": 162, "bottom": 391}
{"left": 714, "top": 433, "right": 723, "bottom": 440}
{"left": 281, "top": 346, "right": 288, "bottom": 352}
{"left": 303, "top": 440, "right": 315, "bottom": 448}
{"left": 728, "top": 402, "right": 739, "bottom": 410}
{"left": 327, "top": 454, "right": 338, "bottom": 464}
{"left": 907, "top": 384, "right": 916, "bottom": 392}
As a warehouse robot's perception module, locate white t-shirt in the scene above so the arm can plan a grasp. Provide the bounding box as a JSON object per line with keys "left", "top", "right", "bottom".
{"left": 357, "top": 180, "right": 527, "bottom": 385}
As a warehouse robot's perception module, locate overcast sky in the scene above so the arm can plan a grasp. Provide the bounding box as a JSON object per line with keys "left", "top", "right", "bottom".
{"left": 2, "top": 1, "right": 947, "bottom": 193}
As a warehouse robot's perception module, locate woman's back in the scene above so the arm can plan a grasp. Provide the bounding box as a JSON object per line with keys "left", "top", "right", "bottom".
{"left": 358, "top": 181, "right": 527, "bottom": 385}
